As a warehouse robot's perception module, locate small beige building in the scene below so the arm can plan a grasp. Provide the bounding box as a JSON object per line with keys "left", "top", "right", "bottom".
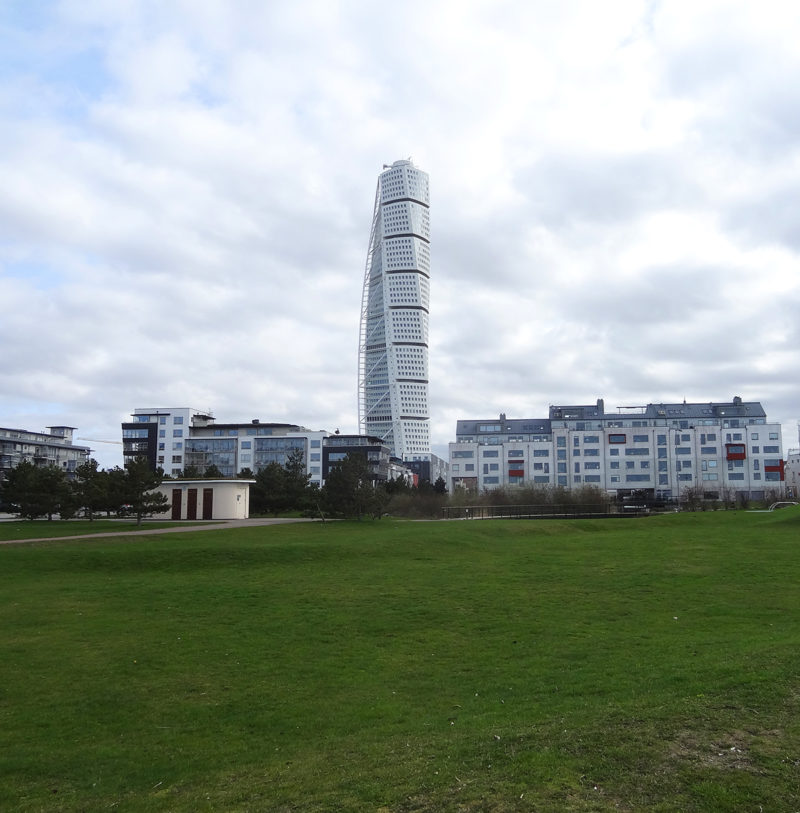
{"left": 155, "top": 479, "right": 255, "bottom": 520}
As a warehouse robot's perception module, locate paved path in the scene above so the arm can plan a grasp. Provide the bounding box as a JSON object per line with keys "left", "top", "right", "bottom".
{"left": 0, "top": 517, "right": 318, "bottom": 546}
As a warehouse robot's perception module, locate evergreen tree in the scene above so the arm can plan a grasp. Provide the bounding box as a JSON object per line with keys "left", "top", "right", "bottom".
{"left": 104, "top": 467, "right": 128, "bottom": 517}
{"left": 322, "top": 453, "right": 387, "bottom": 520}
{"left": 0, "top": 461, "right": 49, "bottom": 520}
{"left": 284, "top": 448, "right": 312, "bottom": 511}
{"left": 0, "top": 462, "right": 73, "bottom": 520}
{"left": 122, "top": 457, "right": 169, "bottom": 526}
{"left": 74, "top": 459, "right": 108, "bottom": 520}
{"left": 254, "top": 462, "right": 287, "bottom": 516}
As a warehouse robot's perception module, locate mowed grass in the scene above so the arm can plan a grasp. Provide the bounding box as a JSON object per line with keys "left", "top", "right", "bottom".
{"left": 2, "top": 511, "right": 800, "bottom": 811}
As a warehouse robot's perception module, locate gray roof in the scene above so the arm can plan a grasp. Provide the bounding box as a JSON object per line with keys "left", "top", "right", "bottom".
{"left": 456, "top": 397, "right": 767, "bottom": 433}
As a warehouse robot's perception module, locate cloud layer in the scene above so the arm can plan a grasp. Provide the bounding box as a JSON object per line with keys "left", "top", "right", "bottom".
{"left": 1, "top": 0, "right": 799, "bottom": 467}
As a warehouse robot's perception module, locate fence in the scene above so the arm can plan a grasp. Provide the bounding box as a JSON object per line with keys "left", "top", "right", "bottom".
{"left": 441, "top": 503, "right": 650, "bottom": 520}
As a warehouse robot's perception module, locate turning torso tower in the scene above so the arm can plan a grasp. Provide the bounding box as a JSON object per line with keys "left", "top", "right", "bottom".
{"left": 358, "top": 159, "right": 431, "bottom": 461}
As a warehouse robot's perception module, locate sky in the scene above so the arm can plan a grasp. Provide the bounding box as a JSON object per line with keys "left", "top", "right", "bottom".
{"left": 1, "top": 0, "right": 799, "bottom": 470}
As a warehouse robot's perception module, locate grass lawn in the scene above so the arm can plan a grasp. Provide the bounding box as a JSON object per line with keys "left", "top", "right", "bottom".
{"left": 0, "top": 520, "right": 212, "bottom": 542}
{"left": 1, "top": 510, "right": 799, "bottom": 811}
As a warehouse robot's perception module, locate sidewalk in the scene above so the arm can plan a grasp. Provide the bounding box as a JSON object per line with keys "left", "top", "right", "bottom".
{"left": 0, "top": 517, "right": 317, "bottom": 546}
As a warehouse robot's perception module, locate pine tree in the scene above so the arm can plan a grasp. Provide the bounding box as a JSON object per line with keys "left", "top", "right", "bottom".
{"left": 122, "top": 457, "right": 169, "bottom": 526}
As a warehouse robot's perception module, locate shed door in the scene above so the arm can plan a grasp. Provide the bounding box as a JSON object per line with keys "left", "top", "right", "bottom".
{"left": 187, "top": 488, "right": 198, "bottom": 520}
{"left": 202, "top": 488, "right": 213, "bottom": 520}
{"left": 171, "top": 489, "right": 182, "bottom": 520}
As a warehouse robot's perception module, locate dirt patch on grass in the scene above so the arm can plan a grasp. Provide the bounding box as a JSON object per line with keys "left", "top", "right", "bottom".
{"left": 668, "top": 729, "right": 760, "bottom": 772}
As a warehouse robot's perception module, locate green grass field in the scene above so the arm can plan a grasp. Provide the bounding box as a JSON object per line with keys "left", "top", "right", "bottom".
{"left": 2, "top": 510, "right": 799, "bottom": 811}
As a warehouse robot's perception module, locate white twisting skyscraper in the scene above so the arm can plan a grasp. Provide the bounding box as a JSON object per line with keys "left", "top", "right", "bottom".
{"left": 358, "top": 159, "right": 430, "bottom": 460}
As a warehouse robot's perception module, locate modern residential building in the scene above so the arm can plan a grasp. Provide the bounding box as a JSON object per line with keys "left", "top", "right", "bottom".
{"left": 322, "top": 434, "right": 413, "bottom": 485}
{"left": 784, "top": 424, "right": 800, "bottom": 500}
{"left": 358, "top": 159, "right": 431, "bottom": 462}
{"left": 122, "top": 408, "right": 327, "bottom": 488}
{"left": 0, "top": 425, "right": 90, "bottom": 481}
{"left": 449, "top": 397, "right": 785, "bottom": 502}
{"left": 404, "top": 452, "right": 449, "bottom": 487}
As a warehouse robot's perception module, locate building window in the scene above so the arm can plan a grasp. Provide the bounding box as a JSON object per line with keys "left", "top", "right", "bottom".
{"left": 173, "top": 416, "right": 184, "bottom": 425}
{"left": 608, "top": 434, "right": 626, "bottom": 444}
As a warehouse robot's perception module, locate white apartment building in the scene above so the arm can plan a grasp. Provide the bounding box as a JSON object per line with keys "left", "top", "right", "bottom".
{"left": 783, "top": 424, "right": 800, "bottom": 500}
{"left": 0, "top": 425, "right": 90, "bottom": 480}
{"left": 358, "top": 159, "right": 431, "bottom": 461}
{"left": 449, "top": 397, "right": 785, "bottom": 501}
{"left": 122, "top": 409, "right": 327, "bottom": 488}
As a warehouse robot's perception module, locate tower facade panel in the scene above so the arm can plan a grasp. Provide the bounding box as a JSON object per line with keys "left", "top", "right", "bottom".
{"left": 359, "top": 160, "right": 430, "bottom": 460}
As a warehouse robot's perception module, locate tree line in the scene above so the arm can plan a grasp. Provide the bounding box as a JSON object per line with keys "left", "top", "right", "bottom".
{"left": 248, "top": 449, "right": 447, "bottom": 520}
{"left": 0, "top": 458, "right": 168, "bottom": 525}
{"left": 0, "top": 450, "right": 449, "bottom": 523}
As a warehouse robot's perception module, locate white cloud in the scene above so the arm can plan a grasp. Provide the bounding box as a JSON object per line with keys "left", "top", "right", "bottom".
{"left": 0, "top": 0, "right": 799, "bottom": 470}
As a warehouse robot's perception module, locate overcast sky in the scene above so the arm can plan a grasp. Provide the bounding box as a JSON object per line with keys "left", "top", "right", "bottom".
{"left": 1, "top": 0, "right": 799, "bottom": 469}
